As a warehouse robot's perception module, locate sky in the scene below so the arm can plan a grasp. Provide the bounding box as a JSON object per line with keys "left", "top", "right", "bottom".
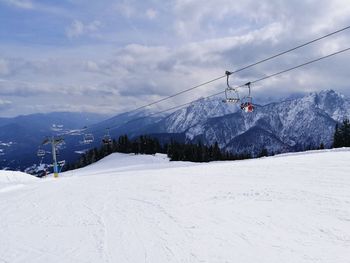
{"left": 0, "top": 0, "right": 350, "bottom": 117}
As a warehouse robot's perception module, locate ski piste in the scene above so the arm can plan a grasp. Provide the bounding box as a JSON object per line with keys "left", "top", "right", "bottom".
{"left": 1, "top": 148, "right": 349, "bottom": 262}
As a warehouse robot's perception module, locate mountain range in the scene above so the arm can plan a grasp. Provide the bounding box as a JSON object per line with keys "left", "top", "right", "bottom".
{"left": 0, "top": 89, "right": 349, "bottom": 171}
{"left": 139, "top": 89, "right": 349, "bottom": 156}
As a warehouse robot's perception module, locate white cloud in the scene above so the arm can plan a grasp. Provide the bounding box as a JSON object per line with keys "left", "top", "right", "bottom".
{"left": 146, "top": 8, "right": 157, "bottom": 20}
{"left": 85, "top": 60, "right": 100, "bottom": 72}
{"left": 66, "top": 20, "right": 84, "bottom": 38}
{"left": 85, "top": 20, "right": 102, "bottom": 32}
{"left": 0, "top": 99, "right": 11, "bottom": 105}
{"left": 2, "top": 0, "right": 350, "bottom": 117}
{"left": 171, "top": 0, "right": 350, "bottom": 42}
{"left": 115, "top": 2, "right": 136, "bottom": 18}
{"left": 0, "top": 98, "right": 12, "bottom": 111}
{"left": 0, "top": 59, "right": 10, "bottom": 76}
{"left": 4, "top": 0, "right": 33, "bottom": 9}
{"left": 66, "top": 20, "right": 102, "bottom": 38}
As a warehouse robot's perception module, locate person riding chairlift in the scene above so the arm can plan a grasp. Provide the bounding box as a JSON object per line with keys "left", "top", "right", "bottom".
{"left": 240, "top": 102, "right": 254, "bottom": 112}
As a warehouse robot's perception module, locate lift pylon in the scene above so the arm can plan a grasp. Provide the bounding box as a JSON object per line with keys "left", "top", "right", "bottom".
{"left": 42, "top": 137, "right": 64, "bottom": 178}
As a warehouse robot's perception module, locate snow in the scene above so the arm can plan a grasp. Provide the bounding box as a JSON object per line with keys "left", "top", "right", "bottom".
{"left": 1, "top": 149, "right": 350, "bottom": 262}
{"left": 0, "top": 170, "right": 38, "bottom": 193}
{"left": 0, "top": 141, "right": 14, "bottom": 147}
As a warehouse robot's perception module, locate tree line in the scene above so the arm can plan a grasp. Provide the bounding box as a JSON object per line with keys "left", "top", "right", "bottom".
{"left": 65, "top": 118, "right": 350, "bottom": 171}
{"left": 333, "top": 118, "right": 350, "bottom": 148}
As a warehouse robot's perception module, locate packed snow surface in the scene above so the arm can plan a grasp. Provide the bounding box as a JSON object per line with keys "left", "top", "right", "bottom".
{"left": 0, "top": 170, "right": 38, "bottom": 193}
{"left": 1, "top": 150, "right": 350, "bottom": 263}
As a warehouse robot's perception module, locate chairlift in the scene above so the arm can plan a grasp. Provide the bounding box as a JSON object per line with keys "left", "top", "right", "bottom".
{"left": 222, "top": 71, "right": 240, "bottom": 103}
{"left": 51, "top": 124, "right": 63, "bottom": 132}
{"left": 102, "top": 128, "right": 112, "bottom": 145}
{"left": 223, "top": 71, "right": 255, "bottom": 112}
{"left": 83, "top": 133, "right": 94, "bottom": 144}
{"left": 240, "top": 82, "right": 254, "bottom": 113}
{"left": 37, "top": 148, "right": 45, "bottom": 157}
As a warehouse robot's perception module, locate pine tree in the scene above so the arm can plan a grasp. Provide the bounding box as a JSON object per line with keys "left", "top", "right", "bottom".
{"left": 195, "top": 142, "right": 202, "bottom": 162}
{"left": 333, "top": 123, "right": 342, "bottom": 148}
{"left": 333, "top": 119, "right": 350, "bottom": 148}
{"left": 258, "top": 148, "right": 268, "bottom": 157}
{"left": 213, "top": 142, "right": 222, "bottom": 160}
{"left": 342, "top": 119, "right": 350, "bottom": 146}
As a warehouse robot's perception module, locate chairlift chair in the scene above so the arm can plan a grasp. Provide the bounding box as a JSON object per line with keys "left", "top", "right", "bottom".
{"left": 102, "top": 128, "right": 112, "bottom": 145}
{"left": 240, "top": 82, "right": 254, "bottom": 113}
{"left": 222, "top": 71, "right": 240, "bottom": 103}
{"left": 37, "top": 149, "right": 45, "bottom": 157}
{"left": 83, "top": 133, "right": 94, "bottom": 144}
{"left": 58, "top": 160, "right": 65, "bottom": 166}
{"left": 222, "top": 71, "right": 255, "bottom": 113}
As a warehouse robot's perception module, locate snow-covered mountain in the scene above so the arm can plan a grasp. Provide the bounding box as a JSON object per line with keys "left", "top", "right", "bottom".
{"left": 156, "top": 97, "right": 238, "bottom": 133}
{"left": 145, "top": 89, "right": 350, "bottom": 156}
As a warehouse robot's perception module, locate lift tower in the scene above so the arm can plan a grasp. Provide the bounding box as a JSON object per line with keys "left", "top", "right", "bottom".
{"left": 42, "top": 137, "right": 64, "bottom": 178}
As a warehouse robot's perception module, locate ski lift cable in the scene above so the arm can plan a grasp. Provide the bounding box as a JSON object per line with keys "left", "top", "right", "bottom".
{"left": 42, "top": 46, "right": 350, "bottom": 156}
{"left": 5, "top": 24, "right": 350, "bottom": 128}
{"left": 62, "top": 45, "right": 350, "bottom": 136}
{"left": 130, "top": 75, "right": 227, "bottom": 113}
{"left": 61, "top": 26, "right": 350, "bottom": 138}
{"left": 58, "top": 26, "right": 350, "bottom": 137}
{"left": 250, "top": 47, "right": 350, "bottom": 85}
{"left": 120, "top": 46, "right": 350, "bottom": 125}
{"left": 126, "top": 24, "right": 350, "bottom": 114}
{"left": 19, "top": 23, "right": 350, "bottom": 143}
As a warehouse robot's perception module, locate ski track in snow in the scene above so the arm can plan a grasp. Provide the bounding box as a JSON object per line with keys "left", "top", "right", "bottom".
{"left": 0, "top": 150, "right": 350, "bottom": 262}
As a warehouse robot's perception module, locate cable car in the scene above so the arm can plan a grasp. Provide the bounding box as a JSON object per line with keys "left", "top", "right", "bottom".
{"left": 83, "top": 133, "right": 94, "bottom": 144}
{"left": 102, "top": 128, "right": 112, "bottom": 145}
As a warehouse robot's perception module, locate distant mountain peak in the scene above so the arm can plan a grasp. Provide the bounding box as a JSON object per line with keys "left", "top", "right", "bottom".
{"left": 149, "top": 89, "right": 350, "bottom": 156}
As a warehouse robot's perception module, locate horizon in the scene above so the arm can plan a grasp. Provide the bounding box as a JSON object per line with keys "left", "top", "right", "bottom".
{"left": 1, "top": 1, "right": 350, "bottom": 117}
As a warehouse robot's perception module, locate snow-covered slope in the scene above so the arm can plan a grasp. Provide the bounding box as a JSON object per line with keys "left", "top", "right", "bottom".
{"left": 0, "top": 170, "right": 38, "bottom": 193}
{"left": 64, "top": 153, "right": 188, "bottom": 177}
{"left": 1, "top": 149, "right": 350, "bottom": 263}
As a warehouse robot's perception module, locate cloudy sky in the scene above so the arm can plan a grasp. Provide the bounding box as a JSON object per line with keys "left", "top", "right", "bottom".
{"left": 1, "top": 0, "right": 350, "bottom": 117}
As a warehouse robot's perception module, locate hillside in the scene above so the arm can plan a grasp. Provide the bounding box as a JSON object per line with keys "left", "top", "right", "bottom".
{"left": 0, "top": 170, "right": 38, "bottom": 193}
{"left": 1, "top": 149, "right": 349, "bottom": 262}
